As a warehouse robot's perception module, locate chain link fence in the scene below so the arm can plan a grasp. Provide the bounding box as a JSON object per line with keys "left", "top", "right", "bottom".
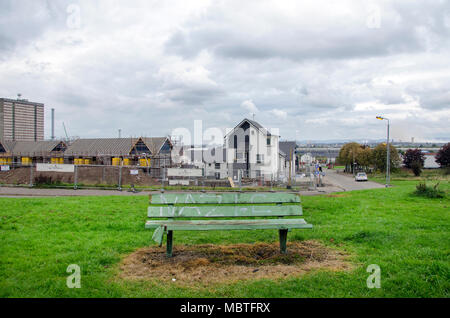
{"left": 0, "top": 163, "right": 162, "bottom": 190}
{"left": 0, "top": 163, "right": 321, "bottom": 191}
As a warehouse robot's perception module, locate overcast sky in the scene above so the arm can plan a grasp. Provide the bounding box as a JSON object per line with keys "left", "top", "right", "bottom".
{"left": 0, "top": 0, "right": 449, "bottom": 142}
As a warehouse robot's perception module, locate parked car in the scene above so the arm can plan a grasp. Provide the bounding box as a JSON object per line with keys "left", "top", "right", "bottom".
{"left": 355, "top": 172, "right": 368, "bottom": 182}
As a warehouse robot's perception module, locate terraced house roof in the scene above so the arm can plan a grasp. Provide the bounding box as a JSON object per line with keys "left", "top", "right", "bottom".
{"left": 0, "top": 140, "right": 66, "bottom": 157}
{"left": 279, "top": 141, "right": 297, "bottom": 157}
{"left": 63, "top": 137, "right": 170, "bottom": 157}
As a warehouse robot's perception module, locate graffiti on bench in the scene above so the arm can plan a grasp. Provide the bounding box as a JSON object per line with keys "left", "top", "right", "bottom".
{"left": 149, "top": 193, "right": 301, "bottom": 217}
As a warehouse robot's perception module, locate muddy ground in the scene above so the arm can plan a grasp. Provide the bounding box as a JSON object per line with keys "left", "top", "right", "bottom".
{"left": 0, "top": 166, "right": 160, "bottom": 186}
{"left": 120, "top": 240, "right": 352, "bottom": 286}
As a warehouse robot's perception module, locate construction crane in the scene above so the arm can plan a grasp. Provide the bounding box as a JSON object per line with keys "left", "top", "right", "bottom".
{"left": 62, "top": 122, "right": 69, "bottom": 140}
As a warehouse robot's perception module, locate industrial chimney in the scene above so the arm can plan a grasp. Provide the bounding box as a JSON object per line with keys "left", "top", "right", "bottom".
{"left": 51, "top": 108, "right": 55, "bottom": 140}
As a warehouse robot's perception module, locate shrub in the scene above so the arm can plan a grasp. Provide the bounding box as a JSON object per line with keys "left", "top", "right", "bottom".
{"left": 411, "top": 161, "right": 422, "bottom": 176}
{"left": 34, "top": 175, "right": 62, "bottom": 186}
{"left": 414, "top": 182, "right": 445, "bottom": 198}
{"left": 445, "top": 167, "right": 450, "bottom": 176}
{"left": 435, "top": 142, "right": 450, "bottom": 168}
{"left": 403, "top": 148, "right": 425, "bottom": 169}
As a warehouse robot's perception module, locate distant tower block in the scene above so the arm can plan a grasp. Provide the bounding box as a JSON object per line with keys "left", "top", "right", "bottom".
{"left": 0, "top": 97, "right": 44, "bottom": 141}
{"left": 411, "top": 137, "right": 414, "bottom": 143}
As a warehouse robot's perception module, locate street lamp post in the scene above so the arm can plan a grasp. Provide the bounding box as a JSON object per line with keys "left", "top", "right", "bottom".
{"left": 376, "top": 116, "right": 390, "bottom": 187}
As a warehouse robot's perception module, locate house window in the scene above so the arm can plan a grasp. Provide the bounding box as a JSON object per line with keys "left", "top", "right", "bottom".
{"left": 159, "top": 140, "right": 171, "bottom": 154}
{"left": 215, "top": 163, "right": 220, "bottom": 169}
{"left": 52, "top": 142, "right": 66, "bottom": 152}
{"left": 267, "top": 137, "right": 271, "bottom": 145}
{"left": 131, "top": 140, "right": 151, "bottom": 155}
{"left": 257, "top": 154, "right": 264, "bottom": 164}
{"left": 233, "top": 135, "right": 237, "bottom": 148}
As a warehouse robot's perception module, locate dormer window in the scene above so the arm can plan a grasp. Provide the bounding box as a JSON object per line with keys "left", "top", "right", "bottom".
{"left": 51, "top": 142, "right": 66, "bottom": 152}
{"left": 131, "top": 140, "right": 151, "bottom": 155}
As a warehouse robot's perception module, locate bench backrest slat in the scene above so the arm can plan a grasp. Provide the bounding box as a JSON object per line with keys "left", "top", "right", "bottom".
{"left": 148, "top": 205, "right": 302, "bottom": 218}
{"left": 148, "top": 192, "right": 302, "bottom": 218}
{"left": 150, "top": 192, "right": 300, "bottom": 205}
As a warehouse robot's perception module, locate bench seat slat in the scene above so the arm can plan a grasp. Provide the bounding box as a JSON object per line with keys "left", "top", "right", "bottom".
{"left": 150, "top": 192, "right": 300, "bottom": 204}
{"left": 145, "top": 219, "right": 312, "bottom": 231}
{"left": 148, "top": 205, "right": 302, "bottom": 217}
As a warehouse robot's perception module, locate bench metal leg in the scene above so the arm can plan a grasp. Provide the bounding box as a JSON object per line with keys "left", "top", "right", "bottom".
{"left": 166, "top": 230, "right": 173, "bottom": 257}
{"left": 279, "top": 229, "right": 288, "bottom": 254}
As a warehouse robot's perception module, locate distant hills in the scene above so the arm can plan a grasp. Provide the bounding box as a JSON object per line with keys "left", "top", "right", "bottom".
{"left": 294, "top": 138, "right": 448, "bottom": 147}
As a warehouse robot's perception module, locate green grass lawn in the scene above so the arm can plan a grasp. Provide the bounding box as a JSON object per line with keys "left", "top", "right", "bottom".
{"left": 369, "top": 168, "right": 449, "bottom": 184}
{"left": 0, "top": 181, "right": 449, "bottom": 298}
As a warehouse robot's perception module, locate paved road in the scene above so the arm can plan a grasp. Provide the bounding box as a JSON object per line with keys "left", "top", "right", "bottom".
{"left": 323, "top": 169, "right": 385, "bottom": 191}
{"left": 0, "top": 186, "right": 151, "bottom": 197}
{"left": 0, "top": 186, "right": 331, "bottom": 197}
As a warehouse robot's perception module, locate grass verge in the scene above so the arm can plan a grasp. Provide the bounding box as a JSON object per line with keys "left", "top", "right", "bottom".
{"left": 0, "top": 181, "right": 448, "bottom": 297}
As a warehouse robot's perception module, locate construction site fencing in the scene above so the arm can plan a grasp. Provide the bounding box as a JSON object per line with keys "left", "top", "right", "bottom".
{"left": 0, "top": 163, "right": 323, "bottom": 192}
{"left": 0, "top": 163, "right": 165, "bottom": 191}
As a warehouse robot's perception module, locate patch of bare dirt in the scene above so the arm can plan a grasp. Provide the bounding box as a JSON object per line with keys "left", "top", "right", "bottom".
{"left": 0, "top": 166, "right": 160, "bottom": 186}
{"left": 119, "top": 240, "right": 352, "bottom": 286}
{"left": 326, "top": 193, "right": 351, "bottom": 197}
{"left": 0, "top": 167, "right": 31, "bottom": 184}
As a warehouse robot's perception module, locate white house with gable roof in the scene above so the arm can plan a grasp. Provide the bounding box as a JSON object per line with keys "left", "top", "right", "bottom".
{"left": 224, "top": 118, "right": 283, "bottom": 180}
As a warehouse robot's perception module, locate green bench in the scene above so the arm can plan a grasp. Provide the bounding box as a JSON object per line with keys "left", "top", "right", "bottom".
{"left": 145, "top": 192, "right": 312, "bottom": 257}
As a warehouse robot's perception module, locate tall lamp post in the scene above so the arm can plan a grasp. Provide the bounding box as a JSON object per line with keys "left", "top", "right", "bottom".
{"left": 376, "top": 116, "right": 390, "bottom": 187}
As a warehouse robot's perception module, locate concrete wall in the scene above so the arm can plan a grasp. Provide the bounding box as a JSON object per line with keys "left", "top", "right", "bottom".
{"left": 204, "top": 162, "right": 228, "bottom": 179}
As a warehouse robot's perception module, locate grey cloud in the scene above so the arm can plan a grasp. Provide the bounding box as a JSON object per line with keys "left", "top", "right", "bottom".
{"left": 407, "top": 80, "right": 450, "bottom": 110}
{"left": 370, "top": 83, "right": 407, "bottom": 105}
{"left": 0, "top": 0, "right": 71, "bottom": 55}
{"left": 165, "top": 1, "right": 450, "bottom": 62}
{"left": 54, "top": 90, "right": 92, "bottom": 109}
{"left": 165, "top": 86, "right": 224, "bottom": 105}
{"left": 0, "top": 0, "right": 449, "bottom": 141}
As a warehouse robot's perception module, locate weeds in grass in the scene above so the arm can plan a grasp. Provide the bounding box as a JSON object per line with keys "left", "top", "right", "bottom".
{"left": 33, "top": 175, "right": 63, "bottom": 187}
{"left": 445, "top": 167, "right": 450, "bottom": 175}
{"left": 414, "top": 182, "right": 445, "bottom": 198}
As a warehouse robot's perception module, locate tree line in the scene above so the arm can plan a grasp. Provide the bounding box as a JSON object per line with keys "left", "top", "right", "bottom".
{"left": 337, "top": 142, "right": 400, "bottom": 173}
{"left": 337, "top": 142, "right": 450, "bottom": 175}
